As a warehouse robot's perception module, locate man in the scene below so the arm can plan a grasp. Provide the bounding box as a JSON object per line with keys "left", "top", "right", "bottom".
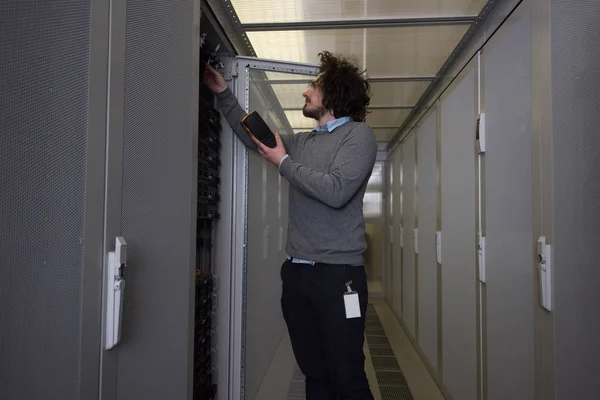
{"left": 204, "top": 51, "right": 377, "bottom": 400}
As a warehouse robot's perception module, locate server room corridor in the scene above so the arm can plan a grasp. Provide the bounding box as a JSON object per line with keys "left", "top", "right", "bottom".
{"left": 2, "top": 1, "right": 600, "bottom": 400}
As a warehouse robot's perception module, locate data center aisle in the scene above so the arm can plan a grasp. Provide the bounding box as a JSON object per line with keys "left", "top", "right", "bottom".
{"left": 284, "top": 299, "right": 445, "bottom": 400}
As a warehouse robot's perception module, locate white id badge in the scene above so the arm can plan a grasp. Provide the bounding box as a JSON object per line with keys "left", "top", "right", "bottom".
{"left": 343, "top": 280, "right": 361, "bottom": 319}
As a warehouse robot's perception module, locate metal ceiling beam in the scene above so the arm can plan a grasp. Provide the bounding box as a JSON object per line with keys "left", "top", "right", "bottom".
{"left": 243, "top": 17, "right": 477, "bottom": 32}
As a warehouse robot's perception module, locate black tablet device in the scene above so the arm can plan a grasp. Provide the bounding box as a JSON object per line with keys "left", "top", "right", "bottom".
{"left": 240, "top": 111, "right": 277, "bottom": 148}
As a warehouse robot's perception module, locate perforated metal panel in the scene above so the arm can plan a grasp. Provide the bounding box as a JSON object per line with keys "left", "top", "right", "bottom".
{"left": 401, "top": 137, "right": 416, "bottom": 338}
{"left": 440, "top": 66, "right": 477, "bottom": 400}
{"left": 551, "top": 1, "right": 600, "bottom": 399}
{"left": 0, "top": 1, "right": 91, "bottom": 399}
{"left": 416, "top": 109, "right": 438, "bottom": 372}
{"left": 483, "top": 5, "right": 535, "bottom": 400}
{"left": 115, "top": 1, "right": 196, "bottom": 398}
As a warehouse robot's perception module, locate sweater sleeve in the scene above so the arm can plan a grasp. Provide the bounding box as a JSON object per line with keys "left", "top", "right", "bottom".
{"left": 278, "top": 126, "right": 377, "bottom": 209}
{"left": 216, "top": 88, "right": 294, "bottom": 152}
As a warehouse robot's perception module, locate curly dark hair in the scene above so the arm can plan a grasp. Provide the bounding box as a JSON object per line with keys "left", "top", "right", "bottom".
{"left": 313, "top": 51, "right": 371, "bottom": 122}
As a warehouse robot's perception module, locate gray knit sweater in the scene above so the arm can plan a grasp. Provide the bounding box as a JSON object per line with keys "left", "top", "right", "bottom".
{"left": 217, "top": 88, "right": 377, "bottom": 266}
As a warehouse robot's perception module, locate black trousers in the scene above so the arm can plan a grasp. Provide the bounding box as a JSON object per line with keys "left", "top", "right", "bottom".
{"left": 280, "top": 260, "right": 374, "bottom": 400}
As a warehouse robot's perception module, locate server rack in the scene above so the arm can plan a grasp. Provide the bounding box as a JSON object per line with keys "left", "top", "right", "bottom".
{"left": 194, "top": 30, "right": 224, "bottom": 400}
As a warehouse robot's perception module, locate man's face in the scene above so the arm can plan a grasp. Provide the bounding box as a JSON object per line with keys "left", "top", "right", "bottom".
{"left": 302, "top": 73, "right": 327, "bottom": 120}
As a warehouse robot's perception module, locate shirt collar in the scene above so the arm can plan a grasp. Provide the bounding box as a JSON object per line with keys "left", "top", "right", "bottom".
{"left": 312, "top": 116, "right": 352, "bottom": 133}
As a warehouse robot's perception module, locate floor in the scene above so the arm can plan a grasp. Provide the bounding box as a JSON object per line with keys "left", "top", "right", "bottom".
{"left": 281, "top": 284, "right": 446, "bottom": 400}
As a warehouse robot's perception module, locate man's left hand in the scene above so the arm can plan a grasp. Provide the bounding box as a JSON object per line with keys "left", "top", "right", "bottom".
{"left": 250, "top": 132, "right": 287, "bottom": 167}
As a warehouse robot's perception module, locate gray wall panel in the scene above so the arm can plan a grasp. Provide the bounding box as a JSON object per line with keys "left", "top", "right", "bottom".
{"left": 245, "top": 155, "right": 286, "bottom": 400}
{"left": 417, "top": 109, "right": 439, "bottom": 372}
{"left": 484, "top": 5, "right": 535, "bottom": 400}
{"left": 116, "top": 1, "right": 196, "bottom": 398}
{"left": 551, "top": 1, "right": 600, "bottom": 399}
{"left": 244, "top": 71, "right": 290, "bottom": 399}
{"left": 440, "top": 67, "right": 477, "bottom": 400}
{"left": 0, "top": 2, "right": 91, "bottom": 398}
{"left": 392, "top": 150, "right": 403, "bottom": 316}
{"left": 383, "top": 161, "right": 393, "bottom": 304}
{"left": 402, "top": 137, "right": 416, "bottom": 337}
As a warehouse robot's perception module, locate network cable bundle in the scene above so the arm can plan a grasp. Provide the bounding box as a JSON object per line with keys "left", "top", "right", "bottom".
{"left": 193, "top": 31, "right": 223, "bottom": 400}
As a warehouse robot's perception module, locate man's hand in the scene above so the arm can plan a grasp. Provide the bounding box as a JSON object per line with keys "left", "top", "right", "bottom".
{"left": 250, "top": 132, "right": 288, "bottom": 167}
{"left": 203, "top": 64, "right": 228, "bottom": 94}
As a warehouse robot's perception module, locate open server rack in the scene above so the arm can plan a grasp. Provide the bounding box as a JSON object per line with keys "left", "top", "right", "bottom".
{"left": 194, "top": 33, "right": 223, "bottom": 400}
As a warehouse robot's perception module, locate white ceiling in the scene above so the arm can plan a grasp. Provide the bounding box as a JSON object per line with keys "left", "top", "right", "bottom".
{"left": 230, "top": 0, "right": 487, "bottom": 142}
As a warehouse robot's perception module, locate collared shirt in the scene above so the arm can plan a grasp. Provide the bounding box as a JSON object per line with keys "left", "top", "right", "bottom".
{"left": 312, "top": 116, "right": 352, "bottom": 133}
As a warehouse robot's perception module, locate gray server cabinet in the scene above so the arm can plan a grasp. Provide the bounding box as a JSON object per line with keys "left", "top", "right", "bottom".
{"left": 483, "top": 4, "right": 535, "bottom": 400}
{"left": 551, "top": 1, "right": 600, "bottom": 399}
{"left": 402, "top": 136, "right": 417, "bottom": 338}
{"left": 440, "top": 66, "right": 477, "bottom": 400}
{"left": 417, "top": 109, "right": 439, "bottom": 373}
{"left": 0, "top": 2, "right": 98, "bottom": 399}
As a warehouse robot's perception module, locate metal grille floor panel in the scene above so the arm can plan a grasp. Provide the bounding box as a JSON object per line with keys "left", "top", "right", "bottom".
{"left": 286, "top": 303, "right": 415, "bottom": 399}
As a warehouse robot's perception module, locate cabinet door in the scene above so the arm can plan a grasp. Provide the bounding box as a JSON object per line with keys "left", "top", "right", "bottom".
{"left": 0, "top": 1, "right": 108, "bottom": 399}
{"left": 402, "top": 136, "right": 417, "bottom": 338}
{"left": 440, "top": 65, "right": 477, "bottom": 400}
{"left": 99, "top": 1, "right": 199, "bottom": 399}
{"left": 417, "top": 108, "right": 439, "bottom": 373}
{"left": 484, "top": 6, "right": 535, "bottom": 399}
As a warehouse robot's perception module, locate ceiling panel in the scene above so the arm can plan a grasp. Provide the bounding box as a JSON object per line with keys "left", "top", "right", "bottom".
{"left": 367, "top": 109, "right": 412, "bottom": 127}
{"left": 371, "top": 128, "right": 399, "bottom": 141}
{"left": 366, "top": 26, "right": 468, "bottom": 76}
{"left": 247, "top": 25, "right": 468, "bottom": 76}
{"left": 369, "top": 81, "right": 430, "bottom": 106}
{"left": 232, "top": 0, "right": 486, "bottom": 23}
{"left": 270, "top": 83, "right": 309, "bottom": 109}
{"left": 247, "top": 29, "right": 364, "bottom": 67}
